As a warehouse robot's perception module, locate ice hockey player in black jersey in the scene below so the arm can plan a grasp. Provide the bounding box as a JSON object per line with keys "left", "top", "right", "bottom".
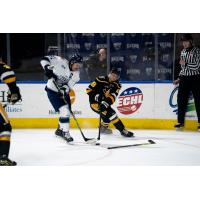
{"left": 86, "top": 67, "right": 134, "bottom": 137}
{"left": 0, "top": 61, "right": 21, "bottom": 166}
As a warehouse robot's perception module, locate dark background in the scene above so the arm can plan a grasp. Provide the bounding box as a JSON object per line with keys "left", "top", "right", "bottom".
{"left": 1, "top": 33, "right": 199, "bottom": 82}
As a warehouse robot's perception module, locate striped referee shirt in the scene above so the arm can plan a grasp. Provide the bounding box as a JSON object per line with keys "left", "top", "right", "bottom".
{"left": 179, "top": 47, "right": 200, "bottom": 76}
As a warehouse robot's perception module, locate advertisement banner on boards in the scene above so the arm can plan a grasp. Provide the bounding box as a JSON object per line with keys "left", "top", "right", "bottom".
{"left": 0, "top": 83, "right": 197, "bottom": 120}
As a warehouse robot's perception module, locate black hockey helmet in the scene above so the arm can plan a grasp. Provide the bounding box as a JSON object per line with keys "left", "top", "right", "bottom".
{"left": 180, "top": 34, "right": 193, "bottom": 41}
{"left": 110, "top": 61, "right": 123, "bottom": 77}
{"left": 69, "top": 53, "right": 83, "bottom": 66}
{"left": 110, "top": 67, "right": 121, "bottom": 77}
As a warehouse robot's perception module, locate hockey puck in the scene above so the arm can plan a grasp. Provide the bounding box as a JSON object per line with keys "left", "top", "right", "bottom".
{"left": 95, "top": 143, "right": 100, "bottom": 145}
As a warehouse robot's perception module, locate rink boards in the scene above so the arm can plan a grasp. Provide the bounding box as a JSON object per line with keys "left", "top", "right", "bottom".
{"left": 0, "top": 82, "right": 198, "bottom": 130}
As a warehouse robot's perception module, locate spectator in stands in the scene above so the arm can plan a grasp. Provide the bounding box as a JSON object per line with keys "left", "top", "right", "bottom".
{"left": 84, "top": 48, "right": 107, "bottom": 80}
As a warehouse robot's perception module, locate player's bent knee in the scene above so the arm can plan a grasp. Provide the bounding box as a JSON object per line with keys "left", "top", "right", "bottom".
{"left": 59, "top": 105, "right": 70, "bottom": 118}
{"left": 0, "top": 123, "right": 12, "bottom": 133}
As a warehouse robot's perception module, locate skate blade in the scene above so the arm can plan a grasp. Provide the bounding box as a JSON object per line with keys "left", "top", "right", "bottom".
{"left": 56, "top": 135, "right": 74, "bottom": 143}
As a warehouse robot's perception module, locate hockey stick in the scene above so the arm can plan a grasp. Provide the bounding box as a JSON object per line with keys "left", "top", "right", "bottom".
{"left": 3, "top": 104, "right": 8, "bottom": 108}
{"left": 97, "top": 114, "right": 102, "bottom": 141}
{"left": 70, "top": 110, "right": 97, "bottom": 143}
{"left": 52, "top": 80, "right": 97, "bottom": 143}
{"left": 97, "top": 94, "right": 105, "bottom": 142}
{"left": 107, "top": 140, "right": 156, "bottom": 149}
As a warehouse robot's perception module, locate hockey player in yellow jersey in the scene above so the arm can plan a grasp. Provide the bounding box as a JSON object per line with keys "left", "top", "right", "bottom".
{"left": 0, "top": 60, "right": 21, "bottom": 166}
{"left": 86, "top": 67, "right": 134, "bottom": 137}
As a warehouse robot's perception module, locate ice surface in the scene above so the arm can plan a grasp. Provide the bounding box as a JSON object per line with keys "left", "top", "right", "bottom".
{"left": 9, "top": 129, "right": 200, "bottom": 166}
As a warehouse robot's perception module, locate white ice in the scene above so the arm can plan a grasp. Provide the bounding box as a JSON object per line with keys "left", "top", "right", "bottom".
{"left": 9, "top": 129, "right": 200, "bottom": 166}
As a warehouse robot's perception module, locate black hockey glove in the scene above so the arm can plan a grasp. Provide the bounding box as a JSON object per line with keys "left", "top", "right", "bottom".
{"left": 58, "top": 88, "right": 71, "bottom": 111}
{"left": 7, "top": 84, "right": 21, "bottom": 104}
{"left": 44, "top": 65, "right": 57, "bottom": 79}
{"left": 63, "top": 93, "right": 71, "bottom": 111}
{"left": 100, "top": 101, "right": 109, "bottom": 112}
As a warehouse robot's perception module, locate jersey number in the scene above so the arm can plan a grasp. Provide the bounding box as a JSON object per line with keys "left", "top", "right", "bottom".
{"left": 91, "top": 81, "right": 97, "bottom": 87}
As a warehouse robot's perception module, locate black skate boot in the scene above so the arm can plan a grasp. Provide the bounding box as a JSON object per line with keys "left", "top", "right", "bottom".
{"left": 63, "top": 131, "right": 74, "bottom": 143}
{"left": 174, "top": 123, "right": 184, "bottom": 131}
{"left": 99, "top": 125, "right": 113, "bottom": 134}
{"left": 0, "top": 155, "right": 17, "bottom": 166}
{"left": 55, "top": 128, "right": 63, "bottom": 137}
{"left": 197, "top": 123, "right": 200, "bottom": 132}
{"left": 55, "top": 128, "right": 73, "bottom": 142}
{"left": 120, "top": 129, "right": 134, "bottom": 137}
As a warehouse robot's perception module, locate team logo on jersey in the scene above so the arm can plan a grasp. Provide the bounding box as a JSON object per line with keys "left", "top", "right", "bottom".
{"left": 169, "top": 87, "right": 196, "bottom": 116}
{"left": 117, "top": 87, "right": 143, "bottom": 115}
{"left": 61, "top": 65, "right": 66, "bottom": 69}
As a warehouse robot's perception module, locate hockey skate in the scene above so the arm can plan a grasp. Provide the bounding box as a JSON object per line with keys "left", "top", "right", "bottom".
{"left": 0, "top": 155, "right": 17, "bottom": 166}
{"left": 55, "top": 129, "right": 73, "bottom": 142}
{"left": 99, "top": 125, "right": 113, "bottom": 134}
{"left": 174, "top": 123, "right": 184, "bottom": 131}
{"left": 63, "top": 131, "right": 74, "bottom": 142}
{"left": 120, "top": 129, "right": 134, "bottom": 137}
{"left": 197, "top": 124, "right": 200, "bottom": 132}
{"left": 55, "top": 128, "right": 63, "bottom": 137}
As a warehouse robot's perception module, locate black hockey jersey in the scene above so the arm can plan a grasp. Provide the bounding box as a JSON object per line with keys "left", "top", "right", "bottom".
{"left": 86, "top": 76, "right": 121, "bottom": 105}
{"left": 0, "top": 62, "right": 16, "bottom": 84}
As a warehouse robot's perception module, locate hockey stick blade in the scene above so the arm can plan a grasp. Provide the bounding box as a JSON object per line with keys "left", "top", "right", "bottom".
{"left": 86, "top": 138, "right": 98, "bottom": 144}
{"left": 107, "top": 140, "right": 156, "bottom": 149}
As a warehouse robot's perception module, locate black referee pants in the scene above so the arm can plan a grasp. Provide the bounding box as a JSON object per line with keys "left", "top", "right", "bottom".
{"left": 177, "top": 75, "right": 200, "bottom": 124}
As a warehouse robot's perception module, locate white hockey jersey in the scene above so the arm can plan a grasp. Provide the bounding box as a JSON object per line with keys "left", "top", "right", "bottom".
{"left": 40, "top": 55, "right": 80, "bottom": 93}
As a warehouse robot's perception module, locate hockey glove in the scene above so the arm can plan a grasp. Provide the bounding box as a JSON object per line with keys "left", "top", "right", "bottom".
{"left": 100, "top": 101, "right": 109, "bottom": 112}
{"left": 7, "top": 86, "right": 21, "bottom": 104}
{"left": 44, "top": 65, "right": 57, "bottom": 79}
{"left": 64, "top": 93, "right": 71, "bottom": 111}
{"left": 58, "top": 88, "right": 71, "bottom": 111}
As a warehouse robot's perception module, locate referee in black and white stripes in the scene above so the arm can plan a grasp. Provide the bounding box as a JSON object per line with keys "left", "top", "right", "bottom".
{"left": 174, "top": 34, "right": 200, "bottom": 131}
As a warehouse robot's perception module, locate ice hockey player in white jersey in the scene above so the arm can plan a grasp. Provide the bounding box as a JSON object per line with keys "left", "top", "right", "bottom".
{"left": 40, "top": 53, "right": 83, "bottom": 142}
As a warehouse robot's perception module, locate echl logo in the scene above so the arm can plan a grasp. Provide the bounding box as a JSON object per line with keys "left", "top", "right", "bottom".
{"left": 117, "top": 87, "right": 143, "bottom": 115}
